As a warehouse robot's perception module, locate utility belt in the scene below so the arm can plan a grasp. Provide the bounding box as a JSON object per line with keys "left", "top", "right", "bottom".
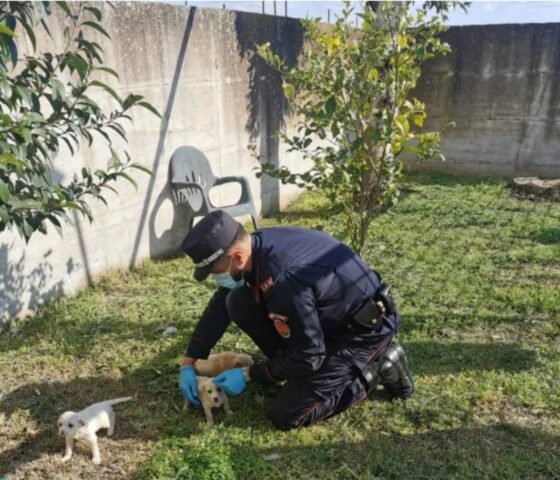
{"left": 352, "top": 284, "right": 397, "bottom": 330}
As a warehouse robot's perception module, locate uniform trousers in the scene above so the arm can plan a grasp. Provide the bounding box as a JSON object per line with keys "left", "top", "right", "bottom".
{"left": 226, "top": 286, "right": 398, "bottom": 431}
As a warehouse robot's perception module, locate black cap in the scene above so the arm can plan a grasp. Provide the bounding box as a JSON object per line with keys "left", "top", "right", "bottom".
{"left": 181, "top": 210, "right": 241, "bottom": 282}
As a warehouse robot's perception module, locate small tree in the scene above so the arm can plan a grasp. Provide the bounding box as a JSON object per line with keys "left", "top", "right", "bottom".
{"left": 0, "top": 1, "right": 160, "bottom": 241}
{"left": 254, "top": 1, "right": 468, "bottom": 254}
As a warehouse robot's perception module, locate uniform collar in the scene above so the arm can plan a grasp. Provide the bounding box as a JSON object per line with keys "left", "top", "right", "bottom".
{"left": 245, "top": 233, "right": 259, "bottom": 286}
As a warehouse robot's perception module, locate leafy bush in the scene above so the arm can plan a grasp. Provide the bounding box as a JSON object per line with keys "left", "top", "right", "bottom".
{"left": 0, "top": 1, "right": 159, "bottom": 241}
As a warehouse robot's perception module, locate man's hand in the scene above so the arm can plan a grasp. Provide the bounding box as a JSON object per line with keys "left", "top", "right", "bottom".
{"left": 212, "top": 368, "right": 246, "bottom": 396}
{"left": 179, "top": 365, "right": 200, "bottom": 406}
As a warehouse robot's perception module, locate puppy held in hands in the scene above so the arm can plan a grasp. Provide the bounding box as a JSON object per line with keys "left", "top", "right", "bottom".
{"left": 194, "top": 352, "right": 254, "bottom": 377}
{"left": 197, "top": 376, "right": 232, "bottom": 426}
{"left": 57, "top": 397, "right": 132, "bottom": 464}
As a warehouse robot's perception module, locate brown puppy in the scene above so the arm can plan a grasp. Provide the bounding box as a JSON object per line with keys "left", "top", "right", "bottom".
{"left": 194, "top": 352, "right": 254, "bottom": 377}
{"left": 197, "top": 376, "right": 232, "bottom": 426}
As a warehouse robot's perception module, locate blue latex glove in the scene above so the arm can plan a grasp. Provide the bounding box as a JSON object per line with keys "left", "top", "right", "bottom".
{"left": 212, "top": 368, "right": 246, "bottom": 396}
{"left": 179, "top": 365, "right": 200, "bottom": 406}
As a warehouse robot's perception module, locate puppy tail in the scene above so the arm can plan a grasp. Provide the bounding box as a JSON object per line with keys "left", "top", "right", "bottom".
{"left": 106, "top": 397, "right": 133, "bottom": 406}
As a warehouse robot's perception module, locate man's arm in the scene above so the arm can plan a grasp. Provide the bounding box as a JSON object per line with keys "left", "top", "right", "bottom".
{"left": 178, "top": 288, "right": 231, "bottom": 406}
{"left": 180, "top": 356, "right": 197, "bottom": 367}
{"left": 249, "top": 276, "right": 326, "bottom": 384}
{"left": 183, "top": 287, "right": 232, "bottom": 360}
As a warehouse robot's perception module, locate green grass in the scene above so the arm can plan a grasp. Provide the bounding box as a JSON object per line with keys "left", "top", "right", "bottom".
{"left": 0, "top": 172, "right": 559, "bottom": 480}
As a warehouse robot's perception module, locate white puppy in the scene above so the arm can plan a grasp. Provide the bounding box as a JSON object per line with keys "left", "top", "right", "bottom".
{"left": 197, "top": 376, "right": 232, "bottom": 426}
{"left": 57, "top": 397, "right": 132, "bottom": 464}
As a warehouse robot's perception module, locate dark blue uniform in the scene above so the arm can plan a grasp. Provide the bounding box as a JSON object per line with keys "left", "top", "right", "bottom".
{"left": 186, "top": 227, "right": 400, "bottom": 430}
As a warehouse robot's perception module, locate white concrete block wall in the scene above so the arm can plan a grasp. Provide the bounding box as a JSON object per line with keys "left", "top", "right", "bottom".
{"left": 412, "top": 23, "right": 560, "bottom": 178}
{"left": 0, "top": 4, "right": 309, "bottom": 324}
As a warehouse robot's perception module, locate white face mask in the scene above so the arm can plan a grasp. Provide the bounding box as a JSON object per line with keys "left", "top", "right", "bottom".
{"left": 211, "top": 257, "right": 244, "bottom": 289}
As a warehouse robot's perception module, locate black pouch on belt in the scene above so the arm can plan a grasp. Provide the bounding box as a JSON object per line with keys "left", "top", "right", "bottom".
{"left": 353, "top": 284, "right": 396, "bottom": 330}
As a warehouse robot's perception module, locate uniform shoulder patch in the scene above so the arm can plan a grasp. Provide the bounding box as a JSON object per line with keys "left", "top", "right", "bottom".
{"left": 268, "top": 312, "right": 291, "bottom": 338}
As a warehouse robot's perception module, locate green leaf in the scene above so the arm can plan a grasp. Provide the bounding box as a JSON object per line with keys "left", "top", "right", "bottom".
{"left": 65, "top": 201, "right": 81, "bottom": 211}
{"left": 130, "top": 163, "right": 153, "bottom": 176}
{"left": 0, "top": 113, "right": 12, "bottom": 126}
{"left": 21, "top": 220, "right": 34, "bottom": 240}
{"left": 106, "top": 123, "right": 127, "bottom": 141}
{"left": 282, "top": 82, "right": 295, "bottom": 101}
{"left": 40, "top": 18, "right": 53, "bottom": 39}
{"left": 23, "top": 112, "right": 47, "bottom": 124}
{"left": 325, "top": 96, "right": 336, "bottom": 116}
{"left": 0, "top": 24, "right": 15, "bottom": 37}
{"left": 82, "top": 21, "right": 111, "bottom": 39}
{"left": 319, "top": 34, "right": 341, "bottom": 55}
{"left": 397, "top": 34, "right": 407, "bottom": 49}
{"left": 122, "top": 94, "right": 144, "bottom": 109}
{"left": 331, "top": 123, "right": 340, "bottom": 137}
{"left": 108, "top": 148, "right": 122, "bottom": 169}
{"left": 137, "top": 101, "right": 161, "bottom": 118}
{"left": 0, "top": 154, "right": 27, "bottom": 169}
{"left": 395, "top": 114, "right": 410, "bottom": 137}
{"left": 6, "top": 36, "right": 18, "bottom": 66}
{"left": 367, "top": 68, "right": 379, "bottom": 82}
{"left": 55, "top": 1, "right": 72, "bottom": 17}
{"left": 93, "top": 127, "right": 112, "bottom": 145}
{"left": 82, "top": 129, "right": 93, "bottom": 146}
{"left": 93, "top": 193, "right": 108, "bottom": 206}
{"left": 11, "top": 199, "right": 43, "bottom": 210}
{"left": 95, "top": 66, "right": 119, "bottom": 79}
{"left": 60, "top": 135, "right": 76, "bottom": 155}
{"left": 15, "top": 85, "right": 33, "bottom": 106}
{"left": 84, "top": 6, "right": 103, "bottom": 21}
{"left": 65, "top": 53, "right": 89, "bottom": 80}
{"left": 20, "top": 20, "right": 37, "bottom": 50}
{"left": 351, "top": 137, "right": 364, "bottom": 151}
{"left": 13, "top": 127, "right": 33, "bottom": 144}
{"left": 47, "top": 214, "right": 62, "bottom": 228}
{"left": 1, "top": 80, "right": 12, "bottom": 99}
{"left": 91, "top": 80, "right": 122, "bottom": 105}
{"left": 0, "top": 180, "right": 10, "bottom": 203}
{"left": 0, "top": 207, "right": 9, "bottom": 224}
{"left": 51, "top": 79, "right": 66, "bottom": 101}
{"left": 412, "top": 112, "right": 425, "bottom": 127}
{"left": 117, "top": 171, "right": 138, "bottom": 189}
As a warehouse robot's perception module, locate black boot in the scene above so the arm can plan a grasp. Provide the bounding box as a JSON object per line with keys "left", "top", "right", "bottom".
{"left": 366, "top": 340, "right": 414, "bottom": 400}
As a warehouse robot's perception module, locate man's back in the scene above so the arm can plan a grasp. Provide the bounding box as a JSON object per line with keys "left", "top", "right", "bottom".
{"left": 252, "top": 227, "right": 381, "bottom": 336}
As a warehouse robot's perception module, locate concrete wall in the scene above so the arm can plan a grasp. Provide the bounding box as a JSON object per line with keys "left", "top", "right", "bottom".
{"left": 411, "top": 23, "right": 560, "bottom": 178}
{"left": 3, "top": 9, "right": 560, "bottom": 325}
{"left": 0, "top": 3, "right": 307, "bottom": 325}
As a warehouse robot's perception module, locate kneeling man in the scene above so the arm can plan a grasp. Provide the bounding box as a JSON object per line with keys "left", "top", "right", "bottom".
{"left": 179, "top": 210, "right": 413, "bottom": 430}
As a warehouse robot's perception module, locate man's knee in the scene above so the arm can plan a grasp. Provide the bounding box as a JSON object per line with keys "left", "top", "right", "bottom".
{"left": 266, "top": 402, "right": 299, "bottom": 431}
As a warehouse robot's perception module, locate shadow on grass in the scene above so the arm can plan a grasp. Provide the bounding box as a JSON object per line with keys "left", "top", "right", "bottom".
{"left": 134, "top": 424, "right": 560, "bottom": 480}
{"left": 405, "top": 171, "right": 505, "bottom": 188}
{"left": 264, "top": 202, "right": 341, "bottom": 220}
{"left": 404, "top": 341, "right": 537, "bottom": 376}
{"left": 0, "top": 314, "right": 170, "bottom": 358}
{"left": 0, "top": 334, "right": 538, "bottom": 474}
{"left": 529, "top": 227, "right": 560, "bottom": 245}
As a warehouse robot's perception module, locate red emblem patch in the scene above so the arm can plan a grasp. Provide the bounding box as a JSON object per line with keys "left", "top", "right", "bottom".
{"left": 269, "top": 313, "right": 291, "bottom": 338}
{"left": 259, "top": 276, "right": 275, "bottom": 294}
